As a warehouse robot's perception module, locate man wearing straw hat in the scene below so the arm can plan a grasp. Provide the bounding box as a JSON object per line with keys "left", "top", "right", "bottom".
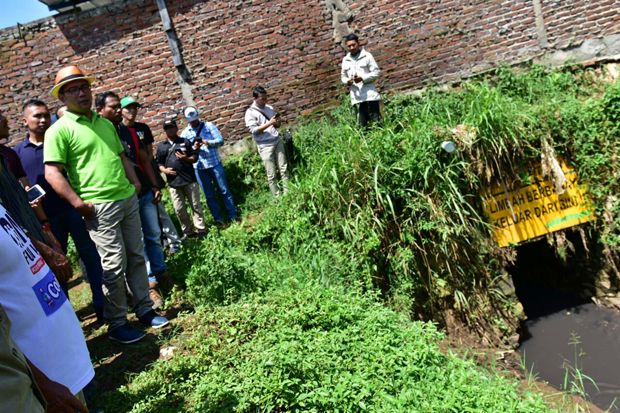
{"left": 44, "top": 65, "right": 169, "bottom": 344}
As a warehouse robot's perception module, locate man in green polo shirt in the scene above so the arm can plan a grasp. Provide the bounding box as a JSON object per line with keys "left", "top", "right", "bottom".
{"left": 44, "top": 65, "right": 169, "bottom": 344}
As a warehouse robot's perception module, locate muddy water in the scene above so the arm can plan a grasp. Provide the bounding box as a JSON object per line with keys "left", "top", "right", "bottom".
{"left": 519, "top": 302, "right": 620, "bottom": 411}
{"left": 511, "top": 238, "right": 620, "bottom": 411}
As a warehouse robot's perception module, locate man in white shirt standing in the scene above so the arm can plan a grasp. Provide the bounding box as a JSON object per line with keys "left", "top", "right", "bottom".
{"left": 341, "top": 33, "right": 382, "bottom": 127}
{"left": 244, "top": 86, "right": 289, "bottom": 196}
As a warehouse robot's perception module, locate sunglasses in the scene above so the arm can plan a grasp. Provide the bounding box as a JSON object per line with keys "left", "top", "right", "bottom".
{"left": 63, "top": 84, "right": 91, "bottom": 95}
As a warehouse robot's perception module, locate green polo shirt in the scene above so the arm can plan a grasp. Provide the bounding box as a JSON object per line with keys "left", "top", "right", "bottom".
{"left": 44, "top": 110, "right": 135, "bottom": 204}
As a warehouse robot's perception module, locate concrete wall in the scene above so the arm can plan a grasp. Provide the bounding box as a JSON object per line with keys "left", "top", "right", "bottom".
{"left": 1, "top": 0, "right": 619, "bottom": 145}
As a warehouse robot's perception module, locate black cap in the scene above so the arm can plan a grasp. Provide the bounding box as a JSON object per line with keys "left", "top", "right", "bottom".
{"left": 163, "top": 119, "right": 177, "bottom": 129}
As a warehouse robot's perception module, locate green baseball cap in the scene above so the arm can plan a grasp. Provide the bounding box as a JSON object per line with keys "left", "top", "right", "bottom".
{"left": 120, "top": 96, "right": 142, "bottom": 109}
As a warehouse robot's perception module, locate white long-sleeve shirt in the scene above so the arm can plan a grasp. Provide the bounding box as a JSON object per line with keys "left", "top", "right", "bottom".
{"left": 244, "top": 102, "right": 280, "bottom": 146}
{"left": 341, "top": 48, "right": 381, "bottom": 105}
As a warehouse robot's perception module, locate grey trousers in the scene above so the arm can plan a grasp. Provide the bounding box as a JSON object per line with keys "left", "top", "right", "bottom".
{"left": 85, "top": 195, "right": 153, "bottom": 329}
{"left": 168, "top": 183, "right": 206, "bottom": 236}
{"left": 258, "top": 139, "right": 289, "bottom": 196}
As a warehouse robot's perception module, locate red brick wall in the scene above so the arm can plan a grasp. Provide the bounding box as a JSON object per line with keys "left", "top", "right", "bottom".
{"left": 0, "top": 0, "right": 618, "bottom": 145}
{"left": 541, "top": 0, "right": 620, "bottom": 48}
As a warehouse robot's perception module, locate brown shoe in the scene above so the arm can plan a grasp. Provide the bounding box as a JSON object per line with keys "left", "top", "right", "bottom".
{"left": 148, "top": 282, "right": 164, "bottom": 310}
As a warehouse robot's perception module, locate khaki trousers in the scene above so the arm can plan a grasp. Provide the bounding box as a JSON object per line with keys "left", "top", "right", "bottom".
{"left": 169, "top": 183, "right": 206, "bottom": 236}
{"left": 257, "top": 139, "right": 289, "bottom": 196}
{"left": 0, "top": 306, "right": 45, "bottom": 412}
{"left": 85, "top": 195, "right": 153, "bottom": 329}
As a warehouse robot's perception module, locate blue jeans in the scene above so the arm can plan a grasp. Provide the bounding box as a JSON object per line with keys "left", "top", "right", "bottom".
{"left": 48, "top": 208, "right": 104, "bottom": 314}
{"left": 138, "top": 191, "right": 167, "bottom": 283}
{"left": 195, "top": 164, "right": 237, "bottom": 223}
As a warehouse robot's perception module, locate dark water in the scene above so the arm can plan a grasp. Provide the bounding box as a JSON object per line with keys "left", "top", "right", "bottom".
{"left": 519, "top": 302, "right": 620, "bottom": 411}
{"left": 511, "top": 238, "right": 620, "bottom": 411}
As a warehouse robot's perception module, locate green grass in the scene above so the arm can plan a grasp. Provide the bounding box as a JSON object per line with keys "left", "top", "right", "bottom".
{"left": 99, "top": 280, "right": 554, "bottom": 412}
{"left": 87, "top": 64, "right": 620, "bottom": 412}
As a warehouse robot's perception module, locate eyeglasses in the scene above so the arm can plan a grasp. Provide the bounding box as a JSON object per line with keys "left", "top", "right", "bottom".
{"left": 63, "top": 84, "right": 91, "bottom": 95}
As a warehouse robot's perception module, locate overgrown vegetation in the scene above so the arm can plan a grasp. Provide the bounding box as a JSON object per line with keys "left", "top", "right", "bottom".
{"left": 97, "top": 65, "right": 620, "bottom": 411}
{"left": 101, "top": 281, "right": 552, "bottom": 412}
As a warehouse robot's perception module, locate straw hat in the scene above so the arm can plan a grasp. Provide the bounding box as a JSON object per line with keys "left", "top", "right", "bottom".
{"left": 50, "top": 65, "right": 95, "bottom": 98}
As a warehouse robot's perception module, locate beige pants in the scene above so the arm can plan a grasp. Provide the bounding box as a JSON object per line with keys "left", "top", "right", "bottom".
{"left": 258, "top": 139, "right": 289, "bottom": 196}
{"left": 0, "top": 305, "right": 45, "bottom": 412}
{"left": 169, "top": 183, "right": 206, "bottom": 236}
{"left": 84, "top": 195, "right": 153, "bottom": 329}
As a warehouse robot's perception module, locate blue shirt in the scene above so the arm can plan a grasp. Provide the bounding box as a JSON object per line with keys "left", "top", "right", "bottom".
{"left": 14, "top": 136, "right": 72, "bottom": 217}
{"left": 180, "top": 121, "right": 223, "bottom": 169}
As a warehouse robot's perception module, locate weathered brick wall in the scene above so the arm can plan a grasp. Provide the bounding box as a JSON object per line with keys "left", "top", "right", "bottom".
{"left": 0, "top": 0, "right": 619, "bottom": 146}
{"left": 542, "top": 0, "right": 620, "bottom": 48}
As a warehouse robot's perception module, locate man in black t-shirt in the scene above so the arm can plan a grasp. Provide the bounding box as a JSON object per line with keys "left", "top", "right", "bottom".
{"left": 156, "top": 119, "right": 206, "bottom": 238}
{"left": 120, "top": 96, "right": 171, "bottom": 308}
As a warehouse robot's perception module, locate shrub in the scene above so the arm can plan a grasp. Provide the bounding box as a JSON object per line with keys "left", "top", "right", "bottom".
{"left": 109, "top": 281, "right": 554, "bottom": 412}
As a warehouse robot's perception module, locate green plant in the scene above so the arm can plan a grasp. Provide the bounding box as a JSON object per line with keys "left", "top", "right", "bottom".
{"left": 92, "top": 64, "right": 620, "bottom": 412}
{"left": 102, "top": 280, "right": 555, "bottom": 412}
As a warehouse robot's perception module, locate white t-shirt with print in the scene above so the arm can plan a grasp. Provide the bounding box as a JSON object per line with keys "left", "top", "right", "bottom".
{"left": 0, "top": 204, "right": 94, "bottom": 394}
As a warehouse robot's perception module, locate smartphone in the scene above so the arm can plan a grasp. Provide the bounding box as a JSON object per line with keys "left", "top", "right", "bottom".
{"left": 27, "top": 184, "right": 46, "bottom": 203}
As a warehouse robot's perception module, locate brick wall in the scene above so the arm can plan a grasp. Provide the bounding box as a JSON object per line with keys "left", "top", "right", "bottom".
{"left": 0, "top": 0, "right": 619, "bottom": 145}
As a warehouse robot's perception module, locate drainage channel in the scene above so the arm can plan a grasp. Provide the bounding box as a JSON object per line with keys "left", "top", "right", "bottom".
{"left": 510, "top": 237, "right": 620, "bottom": 411}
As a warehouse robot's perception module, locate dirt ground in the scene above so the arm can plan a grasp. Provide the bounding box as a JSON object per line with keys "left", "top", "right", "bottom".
{"left": 69, "top": 278, "right": 189, "bottom": 410}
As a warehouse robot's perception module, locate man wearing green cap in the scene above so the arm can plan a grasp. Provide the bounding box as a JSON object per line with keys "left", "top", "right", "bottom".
{"left": 44, "top": 66, "right": 169, "bottom": 344}
{"left": 118, "top": 95, "right": 167, "bottom": 309}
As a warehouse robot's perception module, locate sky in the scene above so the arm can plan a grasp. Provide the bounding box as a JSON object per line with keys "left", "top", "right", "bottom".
{"left": 0, "top": 0, "right": 55, "bottom": 29}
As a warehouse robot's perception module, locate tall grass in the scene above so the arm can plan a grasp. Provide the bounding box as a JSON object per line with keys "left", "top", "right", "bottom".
{"left": 171, "top": 64, "right": 620, "bottom": 340}
{"left": 100, "top": 65, "right": 620, "bottom": 411}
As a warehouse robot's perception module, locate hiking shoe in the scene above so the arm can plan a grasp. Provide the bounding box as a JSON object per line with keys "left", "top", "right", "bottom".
{"left": 148, "top": 282, "right": 164, "bottom": 310}
{"left": 108, "top": 324, "right": 145, "bottom": 344}
{"left": 139, "top": 310, "right": 170, "bottom": 329}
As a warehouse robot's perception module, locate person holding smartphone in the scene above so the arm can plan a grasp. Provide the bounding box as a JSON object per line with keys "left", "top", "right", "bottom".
{"left": 341, "top": 33, "right": 382, "bottom": 127}
{"left": 244, "top": 86, "right": 289, "bottom": 197}
{"left": 156, "top": 119, "right": 206, "bottom": 238}
{"left": 180, "top": 106, "right": 238, "bottom": 226}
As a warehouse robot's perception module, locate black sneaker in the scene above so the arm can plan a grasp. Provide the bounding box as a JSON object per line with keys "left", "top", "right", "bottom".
{"left": 108, "top": 323, "right": 145, "bottom": 344}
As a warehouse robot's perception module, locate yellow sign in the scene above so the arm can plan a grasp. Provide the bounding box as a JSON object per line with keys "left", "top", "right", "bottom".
{"left": 482, "top": 163, "right": 595, "bottom": 247}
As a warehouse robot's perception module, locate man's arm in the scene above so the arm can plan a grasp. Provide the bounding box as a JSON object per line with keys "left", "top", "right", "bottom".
{"left": 341, "top": 58, "right": 353, "bottom": 85}
{"left": 27, "top": 358, "right": 88, "bottom": 413}
{"left": 246, "top": 110, "right": 278, "bottom": 134}
{"left": 45, "top": 163, "right": 94, "bottom": 218}
{"left": 156, "top": 144, "right": 177, "bottom": 176}
{"left": 145, "top": 143, "right": 154, "bottom": 160}
{"left": 175, "top": 143, "right": 197, "bottom": 164}
{"left": 120, "top": 153, "right": 141, "bottom": 195}
{"left": 177, "top": 153, "right": 197, "bottom": 163}
{"left": 361, "top": 53, "right": 380, "bottom": 84}
{"left": 138, "top": 147, "right": 161, "bottom": 203}
{"left": 202, "top": 123, "right": 224, "bottom": 148}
